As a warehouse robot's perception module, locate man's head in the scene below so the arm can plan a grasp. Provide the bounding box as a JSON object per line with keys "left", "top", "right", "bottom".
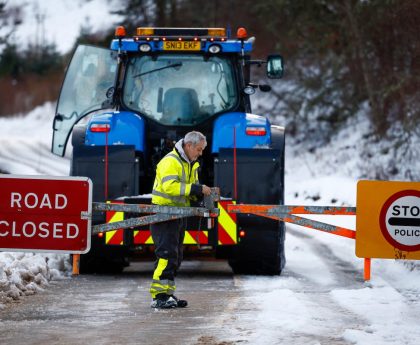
{"left": 183, "top": 131, "right": 207, "bottom": 162}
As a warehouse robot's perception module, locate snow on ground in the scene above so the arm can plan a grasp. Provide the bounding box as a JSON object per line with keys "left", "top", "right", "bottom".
{"left": 234, "top": 109, "right": 420, "bottom": 344}
{"left": 0, "top": 102, "right": 71, "bottom": 306}
{"left": 0, "top": 252, "right": 71, "bottom": 306}
{"left": 0, "top": 102, "right": 70, "bottom": 175}
{"left": 0, "top": 102, "right": 419, "bottom": 344}
{"left": 235, "top": 228, "right": 420, "bottom": 345}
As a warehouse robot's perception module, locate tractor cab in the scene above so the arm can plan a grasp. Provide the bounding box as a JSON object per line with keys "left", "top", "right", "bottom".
{"left": 52, "top": 27, "right": 283, "bottom": 157}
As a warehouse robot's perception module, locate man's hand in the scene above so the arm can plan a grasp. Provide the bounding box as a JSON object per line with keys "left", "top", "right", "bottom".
{"left": 202, "top": 185, "right": 212, "bottom": 196}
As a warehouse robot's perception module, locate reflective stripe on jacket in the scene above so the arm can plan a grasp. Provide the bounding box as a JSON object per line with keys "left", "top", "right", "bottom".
{"left": 152, "top": 148, "right": 200, "bottom": 207}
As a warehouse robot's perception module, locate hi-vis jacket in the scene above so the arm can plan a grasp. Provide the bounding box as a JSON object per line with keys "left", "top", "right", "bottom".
{"left": 152, "top": 140, "right": 203, "bottom": 207}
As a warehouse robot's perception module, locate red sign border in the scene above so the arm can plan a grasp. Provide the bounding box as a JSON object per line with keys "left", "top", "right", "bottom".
{"left": 0, "top": 175, "right": 92, "bottom": 254}
{"left": 379, "top": 189, "right": 420, "bottom": 252}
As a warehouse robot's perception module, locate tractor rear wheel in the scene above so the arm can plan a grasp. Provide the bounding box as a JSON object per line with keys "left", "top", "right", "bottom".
{"left": 228, "top": 221, "right": 285, "bottom": 275}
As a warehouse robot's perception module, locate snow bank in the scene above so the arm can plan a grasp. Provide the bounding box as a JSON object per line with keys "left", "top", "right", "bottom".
{"left": 0, "top": 102, "right": 72, "bottom": 307}
{"left": 332, "top": 281, "right": 420, "bottom": 345}
{"left": 0, "top": 252, "right": 71, "bottom": 306}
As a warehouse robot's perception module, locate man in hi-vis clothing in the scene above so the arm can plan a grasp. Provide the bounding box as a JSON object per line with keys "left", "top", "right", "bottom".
{"left": 150, "top": 131, "right": 212, "bottom": 309}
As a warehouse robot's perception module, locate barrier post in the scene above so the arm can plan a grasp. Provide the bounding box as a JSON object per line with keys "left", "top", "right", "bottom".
{"left": 72, "top": 254, "right": 80, "bottom": 275}
{"left": 364, "top": 258, "right": 371, "bottom": 281}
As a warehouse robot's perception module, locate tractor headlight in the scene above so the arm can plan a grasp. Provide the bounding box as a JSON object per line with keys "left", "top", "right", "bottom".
{"left": 209, "top": 44, "right": 221, "bottom": 54}
{"left": 139, "top": 43, "right": 151, "bottom": 52}
{"left": 243, "top": 86, "right": 256, "bottom": 95}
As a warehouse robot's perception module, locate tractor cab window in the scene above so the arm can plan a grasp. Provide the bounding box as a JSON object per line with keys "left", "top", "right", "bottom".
{"left": 52, "top": 45, "right": 117, "bottom": 156}
{"left": 123, "top": 54, "right": 238, "bottom": 125}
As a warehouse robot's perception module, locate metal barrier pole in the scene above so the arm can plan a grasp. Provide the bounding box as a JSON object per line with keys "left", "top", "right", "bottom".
{"left": 91, "top": 201, "right": 220, "bottom": 234}
{"left": 227, "top": 204, "right": 368, "bottom": 279}
{"left": 227, "top": 204, "right": 356, "bottom": 238}
{"left": 71, "top": 192, "right": 220, "bottom": 275}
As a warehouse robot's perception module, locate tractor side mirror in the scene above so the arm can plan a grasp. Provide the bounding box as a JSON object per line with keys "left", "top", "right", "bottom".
{"left": 266, "top": 54, "right": 284, "bottom": 79}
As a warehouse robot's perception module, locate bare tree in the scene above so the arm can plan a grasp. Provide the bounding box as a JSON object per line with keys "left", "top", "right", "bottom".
{"left": 0, "top": 1, "right": 23, "bottom": 50}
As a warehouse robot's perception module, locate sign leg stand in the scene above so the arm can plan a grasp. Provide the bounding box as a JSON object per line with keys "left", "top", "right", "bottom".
{"left": 364, "top": 257, "right": 371, "bottom": 281}
{"left": 72, "top": 254, "right": 80, "bottom": 276}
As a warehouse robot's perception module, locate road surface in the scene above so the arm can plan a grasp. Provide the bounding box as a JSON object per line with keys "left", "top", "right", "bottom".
{"left": 0, "top": 227, "right": 374, "bottom": 345}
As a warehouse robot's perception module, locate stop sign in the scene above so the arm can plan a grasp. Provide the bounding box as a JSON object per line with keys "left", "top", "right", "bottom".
{"left": 379, "top": 190, "right": 420, "bottom": 252}
{"left": 0, "top": 175, "right": 92, "bottom": 253}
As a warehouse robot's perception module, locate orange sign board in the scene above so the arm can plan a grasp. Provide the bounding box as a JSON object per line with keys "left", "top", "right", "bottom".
{"left": 356, "top": 180, "right": 420, "bottom": 260}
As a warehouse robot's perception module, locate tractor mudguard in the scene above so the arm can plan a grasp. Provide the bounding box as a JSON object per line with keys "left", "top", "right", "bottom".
{"left": 215, "top": 148, "right": 283, "bottom": 203}
{"left": 211, "top": 112, "right": 271, "bottom": 154}
{"left": 214, "top": 147, "right": 286, "bottom": 275}
{"left": 85, "top": 111, "right": 146, "bottom": 152}
{"left": 71, "top": 145, "right": 139, "bottom": 205}
{"left": 70, "top": 144, "right": 139, "bottom": 274}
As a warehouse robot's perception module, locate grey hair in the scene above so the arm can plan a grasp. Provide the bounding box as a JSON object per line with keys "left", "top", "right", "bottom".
{"left": 184, "top": 131, "right": 207, "bottom": 147}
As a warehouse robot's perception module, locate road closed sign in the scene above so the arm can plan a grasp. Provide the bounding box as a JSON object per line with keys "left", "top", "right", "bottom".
{"left": 356, "top": 180, "right": 420, "bottom": 260}
{"left": 0, "top": 175, "right": 92, "bottom": 254}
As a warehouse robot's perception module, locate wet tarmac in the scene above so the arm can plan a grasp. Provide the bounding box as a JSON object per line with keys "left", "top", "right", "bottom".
{"left": 0, "top": 260, "right": 249, "bottom": 345}
{"left": 0, "top": 229, "right": 371, "bottom": 345}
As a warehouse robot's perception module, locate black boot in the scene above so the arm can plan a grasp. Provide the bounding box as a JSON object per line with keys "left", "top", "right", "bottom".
{"left": 172, "top": 295, "right": 188, "bottom": 308}
{"left": 150, "top": 294, "right": 177, "bottom": 309}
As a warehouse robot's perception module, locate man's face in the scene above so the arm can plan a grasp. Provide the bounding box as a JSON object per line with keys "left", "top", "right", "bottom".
{"left": 185, "top": 140, "right": 206, "bottom": 162}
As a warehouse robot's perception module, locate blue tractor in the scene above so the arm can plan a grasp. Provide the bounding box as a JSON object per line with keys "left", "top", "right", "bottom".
{"left": 52, "top": 27, "right": 285, "bottom": 274}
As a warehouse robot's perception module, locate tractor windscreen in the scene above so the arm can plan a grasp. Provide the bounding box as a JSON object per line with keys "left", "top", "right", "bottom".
{"left": 123, "top": 54, "right": 238, "bottom": 125}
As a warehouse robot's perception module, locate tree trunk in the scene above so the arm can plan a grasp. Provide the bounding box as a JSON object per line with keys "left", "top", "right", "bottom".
{"left": 343, "top": 0, "right": 386, "bottom": 134}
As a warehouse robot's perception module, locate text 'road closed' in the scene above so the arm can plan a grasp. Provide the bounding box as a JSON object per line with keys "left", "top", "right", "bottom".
{"left": 0, "top": 175, "right": 92, "bottom": 253}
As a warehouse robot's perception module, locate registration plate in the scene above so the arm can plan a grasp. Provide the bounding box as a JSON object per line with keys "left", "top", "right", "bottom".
{"left": 163, "top": 41, "right": 201, "bottom": 51}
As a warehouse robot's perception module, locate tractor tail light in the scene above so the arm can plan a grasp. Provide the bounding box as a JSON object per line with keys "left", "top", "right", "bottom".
{"left": 246, "top": 127, "right": 266, "bottom": 136}
{"left": 90, "top": 123, "right": 110, "bottom": 132}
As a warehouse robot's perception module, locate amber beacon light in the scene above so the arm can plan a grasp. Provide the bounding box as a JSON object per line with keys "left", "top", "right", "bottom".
{"left": 236, "top": 27, "right": 248, "bottom": 39}
{"left": 115, "top": 26, "right": 127, "bottom": 38}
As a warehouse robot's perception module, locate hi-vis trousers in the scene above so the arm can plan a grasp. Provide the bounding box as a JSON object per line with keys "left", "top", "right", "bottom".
{"left": 149, "top": 218, "right": 185, "bottom": 299}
